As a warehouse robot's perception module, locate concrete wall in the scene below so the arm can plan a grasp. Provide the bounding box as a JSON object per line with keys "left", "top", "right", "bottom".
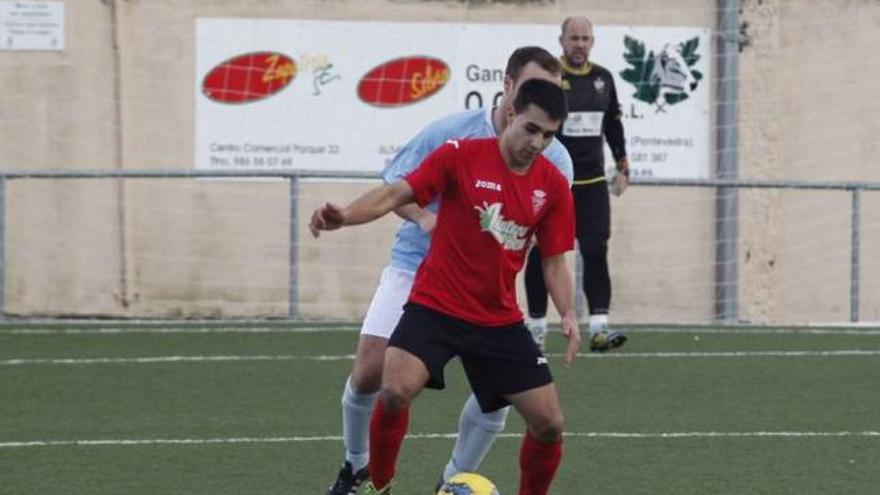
{"left": 1, "top": 0, "right": 877, "bottom": 324}
{"left": 2, "top": 1, "right": 124, "bottom": 316}
{"left": 737, "top": 0, "right": 880, "bottom": 323}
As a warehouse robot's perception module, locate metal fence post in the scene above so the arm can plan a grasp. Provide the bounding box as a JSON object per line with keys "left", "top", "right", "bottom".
{"left": 715, "top": 0, "right": 741, "bottom": 322}
{"left": 289, "top": 176, "right": 300, "bottom": 320}
{"left": 850, "top": 188, "right": 861, "bottom": 322}
{"left": 0, "top": 176, "right": 5, "bottom": 320}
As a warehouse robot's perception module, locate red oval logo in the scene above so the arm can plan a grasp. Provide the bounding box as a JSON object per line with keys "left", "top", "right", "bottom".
{"left": 358, "top": 56, "right": 450, "bottom": 107}
{"left": 202, "top": 52, "right": 297, "bottom": 104}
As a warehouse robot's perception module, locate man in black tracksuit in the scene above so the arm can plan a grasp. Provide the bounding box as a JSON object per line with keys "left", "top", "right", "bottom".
{"left": 525, "top": 16, "right": 629, "bottom": 352}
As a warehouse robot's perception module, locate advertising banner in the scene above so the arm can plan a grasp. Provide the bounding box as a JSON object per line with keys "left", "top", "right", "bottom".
{"left": 196, "top": 19, "right": 711, "bottom": 178}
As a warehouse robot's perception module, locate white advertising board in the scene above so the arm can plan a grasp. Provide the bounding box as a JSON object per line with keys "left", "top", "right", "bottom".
{"left": 196, "top": 19, "right": 711, "bottom": 178}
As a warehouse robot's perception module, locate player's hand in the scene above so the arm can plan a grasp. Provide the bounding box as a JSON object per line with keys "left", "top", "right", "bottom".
{"left": 611, "top": 157, "right": 630, "bottom": 196}
{"left": 309, "top": 202, "right": 346, "bottom": 238}
{"left": 417, "top": 211, "right": 437, "bottom": 234}
{"left": 559, "top": 310, "right": 581, "bottom": 366}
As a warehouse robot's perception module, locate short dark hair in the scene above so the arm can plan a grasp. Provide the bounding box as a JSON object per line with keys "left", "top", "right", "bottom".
{"left": 513, "top": 79, "right": 568, "bottom": 122}
{"left": 505, "top": 46, "right": 561, "bottom": 81}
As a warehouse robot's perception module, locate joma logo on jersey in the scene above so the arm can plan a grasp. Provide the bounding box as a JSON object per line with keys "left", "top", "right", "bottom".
{"left": 475, "top": 179, "right": 502, "bottom": 192}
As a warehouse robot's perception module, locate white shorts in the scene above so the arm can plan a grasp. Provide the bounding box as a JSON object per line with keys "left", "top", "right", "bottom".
{"left": 360, "top": 266, "right": 416, "bottom": 339}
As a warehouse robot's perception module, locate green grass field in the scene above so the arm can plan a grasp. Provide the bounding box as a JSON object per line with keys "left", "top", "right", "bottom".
{"left": 2, "top": 324, "right": 879, "bottom": 494}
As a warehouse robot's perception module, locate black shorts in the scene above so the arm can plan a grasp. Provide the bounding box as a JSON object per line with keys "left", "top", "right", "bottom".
{"left": 388, "top": 302, "right": 553, "bottom": 412}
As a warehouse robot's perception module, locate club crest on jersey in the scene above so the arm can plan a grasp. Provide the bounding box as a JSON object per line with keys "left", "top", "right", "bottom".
{"left": 593, "top": 77, "right": 606, "bottom": 93}
{"left": 531, "top": 190, "right": 547, "bottom": 214}
{"left": 474, "top": 201, "right": 528, "bottom": 251}
{"left": 475, "top": 179, "right": 502, "bottom": 192}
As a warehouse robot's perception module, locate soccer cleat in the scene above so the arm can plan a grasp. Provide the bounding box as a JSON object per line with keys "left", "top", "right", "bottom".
{"left": 589, "top": 329, "right": 627, "bottom": 352}
{"left": 433, "top": 473, "right": 446, "bottom": 493}
{"left": 326, "top": 461, "right": 370, "bottom": 495}
{"left": 527, "top": 322, "right": 548, "bottom": 353}
{"left": 362, "top": 480, "right": 393, "bottom": 495}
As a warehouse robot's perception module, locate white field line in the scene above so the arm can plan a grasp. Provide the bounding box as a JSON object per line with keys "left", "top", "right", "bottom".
{"left": 592, "top": 350, "right": 880, "bottom": 358}
{"left": 0, "top": 355, "right": 354, "bottom": 366}
{"left": 629, "top": 327, "right": 880, "bottom": 336}
{"left": 6, "top": 327, "right": 880, "bottom": 336}
{"left": 6, "top": 326, "right": 361, "bottom": 335}
{"left": 2, "top": 350, "right": 880, "bottom": 367}
{"left": 2, "top": 430, "right": 878, "bottom": 449}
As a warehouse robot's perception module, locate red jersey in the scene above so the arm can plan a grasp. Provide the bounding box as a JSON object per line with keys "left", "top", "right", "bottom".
{"left": 404, "top": 138, "right": 575, "bottom": 326}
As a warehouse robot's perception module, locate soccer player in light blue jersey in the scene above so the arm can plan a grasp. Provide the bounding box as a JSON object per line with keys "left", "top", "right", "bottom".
{"left": 325, "top": 46, "right": 573, "bottom": 495}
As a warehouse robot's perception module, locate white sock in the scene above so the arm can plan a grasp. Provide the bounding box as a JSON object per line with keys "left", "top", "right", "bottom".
{"left": 341, "top": 376, "right": 377, "bottom": 472}
{"left": 527, "top": 316, "right": 547, "bottom": 331}
{"left": 588, "top": 314, "right": 609, "bottom": 336}
{"left": 442, "top": 394, "right": 509, "bottom": 482}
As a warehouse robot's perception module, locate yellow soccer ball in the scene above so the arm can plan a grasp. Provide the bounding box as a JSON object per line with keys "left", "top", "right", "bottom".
{"left": 436, "top": 472, "right": 500, "bottom": 495}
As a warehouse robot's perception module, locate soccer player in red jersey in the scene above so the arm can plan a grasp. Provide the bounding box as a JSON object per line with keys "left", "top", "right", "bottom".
{"left": 309, "top": 78, "right": 580, "bottom": 495}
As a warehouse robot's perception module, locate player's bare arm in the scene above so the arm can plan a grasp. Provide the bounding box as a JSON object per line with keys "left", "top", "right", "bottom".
{"left": 309, "top": 180, "right": 415, "bottom": 238}
{"left": 393, "top": 203, "right": 437, "bottom": 234}
{"left": 541, "top": 253, "right": 581, "bottom": 365}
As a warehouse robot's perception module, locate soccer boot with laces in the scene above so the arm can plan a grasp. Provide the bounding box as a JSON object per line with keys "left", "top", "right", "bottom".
{"left": 433, "top": 473, "right": 446, "bottom": 493}
{"left": 362, "top": 480, "right": 393, "bottom": 495}
{"left": 589, "top": 329, "right": 627, "bottom": 352}
{"left": 326, "top": 461, "right": 370, "bottom": 495}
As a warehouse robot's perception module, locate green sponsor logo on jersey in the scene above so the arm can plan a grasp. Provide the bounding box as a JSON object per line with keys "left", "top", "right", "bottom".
{"left": 474, "top": 201, "right": 528, "bottom": 251}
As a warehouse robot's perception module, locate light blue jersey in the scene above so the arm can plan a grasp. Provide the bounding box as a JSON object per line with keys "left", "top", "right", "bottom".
{"left": 381, "top": 106, "right": 574, "bottom": 272}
